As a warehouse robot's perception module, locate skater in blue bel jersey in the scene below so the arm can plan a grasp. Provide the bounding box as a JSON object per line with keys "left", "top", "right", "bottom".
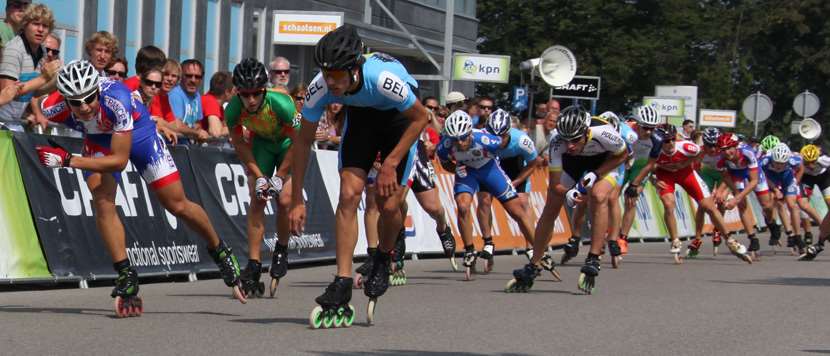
{"left": 35, "top": 60, "right": 246, "bottom": 318}
{"left": 437, "top": 110, "right": 539, "bottom": 281}
{"left": 476, "top": 109, "right": 560, "bottom": 280}
{"left": 761, "top": 143, "right": 807, "bottom": 254}
{"left": 288, "top": 25, "right": 430, "bottom": 328}
{"left": 506, "top": 106, "right": 628, "bottom": 295}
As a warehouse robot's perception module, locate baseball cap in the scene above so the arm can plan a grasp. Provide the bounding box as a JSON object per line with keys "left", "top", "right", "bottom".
{"left": 446, "top": 91, "right": 466, "bottom": 104}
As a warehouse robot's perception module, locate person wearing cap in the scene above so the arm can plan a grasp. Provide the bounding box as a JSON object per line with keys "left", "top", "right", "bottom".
{"left": 0, "top": 0, "right": 30, "bottom": 48}
{"left": 445, "top": 91, "right": 466, "bottom": 112}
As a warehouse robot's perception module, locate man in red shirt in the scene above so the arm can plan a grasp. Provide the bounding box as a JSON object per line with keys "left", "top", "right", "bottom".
{"left": 121, "top": 46, "right": 177, "bottom": 142}
{"left": 200, "top": 71, "right": 234, "bottom": 138}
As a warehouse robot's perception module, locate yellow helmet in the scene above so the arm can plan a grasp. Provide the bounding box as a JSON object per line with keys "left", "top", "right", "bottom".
{"left": 800, "top": 144, "right": 820, "bottom": 162}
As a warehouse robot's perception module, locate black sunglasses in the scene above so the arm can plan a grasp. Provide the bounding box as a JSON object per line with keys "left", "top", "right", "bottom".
{"left": 270, "top": 69, "right": 290, "bottom": 75}
{"left": 106, "top": 69, "right": 126, "bottom": 78}
{"left": 479, "top": 105, "right": 493, "bottom": 110}
{"left": 184, "top": 73, "right": 203, "bottom": 80}
{"left": 238, "top": 89, "right": 265, "bottom": 99}
{"left": 65, "top": 90, "right": 98, "bottom": 107}
{"left": 426, "top": 105, "right": 439, "bottom": 111}
{"left": 294, "top": 96, "right": 305, "bottom": 101}
{"left": 45, "top": 47, "right": 60, "bottom": 56}
{"left": 142, "top": 78, "right": 163, "bottom": 89}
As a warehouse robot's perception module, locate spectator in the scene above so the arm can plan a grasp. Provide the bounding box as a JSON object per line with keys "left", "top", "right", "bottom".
{"left": 105, "top": 57, "right": 128, "bottom": 81}
{"left": 25, "top": 31, "right": 61, "bottom": 131}
{"left": 533, "top": 102, "right": 548, "bottom": 123}
{"left": 681, "top": 119, "right": 695, "bottom": 139}
{"left": 531, "top": 98, "right": 560, "bottom": 160}
{"left": 445, "top": 91, "right": 466, "bottom": 112}
{"left": 137, "top": 68, "right": 163, "bottom": 106}
{"left": 434, "top": 106, "right": 449, "bottom": 132}
{"left": 0, "top": 3, "right": 57, "bottom": 123}
{"left": 291, "top": 83, "right": 307, "bottom": 113}
{"left": 476, "top": 96, "right": 495, "bottom": 128}
{"left": 422, "top": 95, "right": 442, "bottom": 133}
{"left": 466, "top": 97, "right": 481, "bottom": 127}
{"left": 201, "top": 70, "right": 233, "bottom": 138}
{"left": 315, "top": 103, "right": 343, "bottom": 150}
{"left": 168, "top": 59, "right": 208, "bottom": 143}
{"left": 85, "top": 31, "right": 118, "bottom": 73}
{"left": 0, "top": 0, "right": 30, "bottom": 48}
{"left": 121, "top": 46, "right": 177, "bottom": 142}
{"left": 268, "top": 56, "right": 291, "bottom": 93}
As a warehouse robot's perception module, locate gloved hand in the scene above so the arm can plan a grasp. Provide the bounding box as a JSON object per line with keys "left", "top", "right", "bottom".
{"left": 580, "top": 171, "right": 598, "bottom": 189}
{"left": 269, "top": 176, "right": 284, "bottom": 196}
{"left": 625, "top": 184, "right": 640, "bottom": 198}
{"left": 36, "top": 145, "right": 71, "bottom": 168}
{"left": 255, "top": 176, "right": 272, "bottom": 201}
{"left": 565, "top": 187, "right": 583, "bottom": 208}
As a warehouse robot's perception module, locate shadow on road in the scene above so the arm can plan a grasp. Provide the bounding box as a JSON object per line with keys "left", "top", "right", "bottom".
{"left": 0, "top": 305, "right": 238, "bottom": 317}
{"left": 802, "top": 350, "right": 830, "bottom": 354}
{"left": 307, "top": 350, "right": 532, "bottom": 356}
{"left": 712, "top": 277, "right": 830, "bottom": 287}
{"left": 229, "top": 317, "right": 308, "bottom": 326}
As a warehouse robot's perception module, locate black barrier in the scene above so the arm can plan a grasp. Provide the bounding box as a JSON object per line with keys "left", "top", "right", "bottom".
{"left": 12, "top": 132, "right": 338, "bottom": 279}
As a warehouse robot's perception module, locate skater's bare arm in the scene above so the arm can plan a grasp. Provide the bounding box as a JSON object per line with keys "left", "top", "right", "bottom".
{"left": 377, "top": 102, "right": 430, "bottom": 197}
{"left": 595, "top": 151, "right": 629, "bottom": 177}
{"left": 512, "top": 159, "right": 539, "bottom": 186}
{"left": 275, "top": 143, "right": 295, "bottom": 179}
{"left": 630, "top": 158, "right": 657, "bottom": 187}
{"left": 69, "top": 132, "right": 131, "bottom": 172}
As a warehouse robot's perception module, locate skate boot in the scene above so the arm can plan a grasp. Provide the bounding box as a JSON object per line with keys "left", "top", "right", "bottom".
{"left": 363, "top": 250, "right": 392, "bottom": 325}
{"left": 240, "top": 259, "right": 265, "bottom": 298}
{"left": 798, "top": 243, "right": 824, "bottom": 261}
{"left": 686, "top": 238, "right": 703, "bottom": 259}
{"left": 269, "top": 243, "right": 288, "bottom": 297}
{"left": 747, "top": 235, "right": 761, "bottom": 261}
{"left": 479, "top": 238, "right": 495, "bottom": 274}
{"left": 712, "top": 230, "right": 723, "bottom": 256}
{"left": 792, "top": 234, "right": 806, "bottom": 255}
{"left": 504, "top": 263, "right": 541, "bottom": 293}
{"left": 310, "top": 276, "right": 355, "bottom": 329}
{"left": 618, "top": 234, "right": 629, "bottom": 255}
{"left": 389, "top": 230, "right": 407, "bottom": 286}
{"left": 768, "top": 222, "right": 782, "bottom": 247}
{"left": 578, "top": 254, "right": 601, "bottom": 295}
{"left": 787, "top": 235, "right": 797, "bottom": 255}
{"left": 804, "top": 231, "right": 814, "bottom": 245}
{"left": 560, "top": 236, "right": 581, "bottom": 265}
{"left": 769, "top": 234, "right": 782, "bottom": 248}
{"left": 353, "top": 247, "right": 376, "bottom": 289}
{"left": 670, "top": 239, "right": 683, "bottom": 264}
{"left": 111, "top": 261, "right": 142, "bottom": 318}
{"left": 462, "top": 246, "right": 477, "bottom": 281}
{"left": 438, "top": 227, "right": 458, "bottom": 271}
{"left": 725, "top": 236, "right": 753, "bottom": 264}
{"left": 539, "top": 252, "right": 562, "bottom": 281}
{"left": 608, "top": 240, "right": 623, "bottom": 268}
{"left": 208, "top": 240, "right": 246, "bottom": 303}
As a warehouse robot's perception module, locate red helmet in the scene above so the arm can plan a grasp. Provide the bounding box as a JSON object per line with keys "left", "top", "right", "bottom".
{"left": 717, "top": 133, "right": 740, "bottom": 150}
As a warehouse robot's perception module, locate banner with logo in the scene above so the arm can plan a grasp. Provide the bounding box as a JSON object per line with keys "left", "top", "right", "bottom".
{"left": 0, "top": 132, "right": 50, "bottom": 279}
{"left": 699, "top": 109, "right": 737, "bottom": 128}
{"left": 512, "top": 86, "right": 529, "bottom": 113}
{"left": 452, "top": 54, "right": 511, "bottom": 83}
{"left": 552, "top": 75, "right": 601, "bottom": 100}
{"left": 272, "top": 11, "right": 343, "bottom": 45}
{"left": 643, "top": 96, "right": 686, "bottom": 126}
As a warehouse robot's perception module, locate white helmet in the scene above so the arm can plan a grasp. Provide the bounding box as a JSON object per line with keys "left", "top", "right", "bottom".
{"left": 599, "top": 111, "right": 620, "bottom": 130}
{"left": 444, "top": 110, "right": 473, "bottom": 138}
{"left": 557, "top": 106, "right": 590, "bottom": 140}
{"left": 57, "top": 60, "right": 100, "bottom": 98}
{"left": 485, "top": 108, "right": 511, "bottom": 136}
{"left": 770, "top": 143, "right": 791, "bottom": 163}
{"left": 633, "top": 105, "right": 661, "bottom": 128}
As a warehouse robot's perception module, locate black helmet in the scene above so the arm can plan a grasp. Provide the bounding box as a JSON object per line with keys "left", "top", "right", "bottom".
{"left": 233, "top": 58, "right": 268, "bottom": 90}
{"left": 314, "top": 25, "right": 363, "bottom": 70}
{"left": 556, "top": 106, "right": 590, "bottom": 140}
{"left": 655, "top": 124, "right": 678, "bottom": 143}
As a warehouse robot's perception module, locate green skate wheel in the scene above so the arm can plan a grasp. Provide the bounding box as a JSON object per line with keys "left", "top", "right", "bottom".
{"left": 334, "top": 307, "right": 345, "bottom": 327}
{"left": 322, "top": 310, "right": 335, "bottom": 328}
{"left": 309, "top": 306, "right": 324, "bottom": 329}
{"left": 343, "top": 305, "right": 355, "bottom": 327}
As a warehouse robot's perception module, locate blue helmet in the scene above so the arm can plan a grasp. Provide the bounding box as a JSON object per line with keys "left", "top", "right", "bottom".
{"left": 485, "top": 108, "right": 511, "bottom": 136}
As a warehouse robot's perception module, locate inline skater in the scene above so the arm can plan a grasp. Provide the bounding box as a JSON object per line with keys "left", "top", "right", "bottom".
{"left": 797, "top": 144, "right": 830, "bottom": 261}
{"left": 225, "top": 58, "right": 299, "bottom": 298}
{"left": 689, "top": 127, "right": 729, "bottom": 256}
{"left": 36, "top": 60, "right": 246, "bottom": 317}
{"left": 289, "top": 25, "right": 430, "bottom": 327}
{"left": 761, "top": 143, "right": 806, "bottom": 254}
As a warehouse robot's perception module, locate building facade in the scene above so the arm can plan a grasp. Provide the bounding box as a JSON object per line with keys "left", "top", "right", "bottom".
{"left": 7, "top": 0, "right": 478, "bottom": 97}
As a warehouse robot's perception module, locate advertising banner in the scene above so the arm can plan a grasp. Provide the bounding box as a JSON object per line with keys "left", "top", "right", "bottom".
{"left": 452, "top": 54, "right": 511, "bottom": 83}
{"left": 552, "top": 75, "right": 601, "bottom": 100}
{"left": 655, "top": 86, "right": 698, "bottom": 124}
{"left": 643, "top": 96, "right": 685, "bottom": 126}
{"left": 699, "top": 109, "right": 737, "bottom": 128}
{"left": 272, "top": 11, "right": 343, "bottom": 45}
{"left": 0, "top": 132, "right": 50, "bottom": 279}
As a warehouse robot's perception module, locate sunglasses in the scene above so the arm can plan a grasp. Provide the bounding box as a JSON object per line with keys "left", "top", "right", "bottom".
{"left": 142, "top": 78, "right": 163, "bottom": 89}
{"left": 238, "top": 89, "right": 265, "bottom": 99}
{"left": 184, "top": 73, "right": 203, "bottom": 80}
{"left": 106, "top": 69, "right": 126, "bottom": 78}
{"left": 45, "top": 47, "right": 60, "bottom": 56}
{"left": 270, "top": 69, "right": 290, "bottom": 75}
{"left": 294, "top": 96, "right": 305, "bottom": 101}
{"left": 65, "top": 90, "right": 98, "bottom": 107}
{"left": 479, "top": 105, "right": 493, "bottom": 110}
{"left": 452, "top": 133, "right": 471, "bottom": 142}
{"left": 426, "top": 105, "right": 439, "bottom": 111}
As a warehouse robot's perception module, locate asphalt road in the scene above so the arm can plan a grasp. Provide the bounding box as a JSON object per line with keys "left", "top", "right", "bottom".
{"left": 2, "top": 234, "right": 829, "bottom": 356}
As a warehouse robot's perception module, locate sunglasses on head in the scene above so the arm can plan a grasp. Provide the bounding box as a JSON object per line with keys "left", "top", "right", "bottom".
{"left": 142, "top": 78, "right": 163, "bottom": 89}
{"left": 270, "top": 69, "right": 290, "bottom": 75}
{"left": 106, "top": 69, "right": 126, "bottom": 78}
{"left": 45, "top": 47, "right": 60, "bottom": 56}
{"left": 238, "top": 89, "right": 265, "bottom": 99}
{"left": 65, "top": 90, "right": 98, "bottom": 107}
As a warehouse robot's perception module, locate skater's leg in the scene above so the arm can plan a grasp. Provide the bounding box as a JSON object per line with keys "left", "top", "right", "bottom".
{"left": 87, "top": 173, "right": 128, "bottom": 262}
{"left": 607, "top": 185, "right": 623, "bottom": 243}
{"left": 503, "top": 196, "right": 536, "bottom": 245}
{"left": 376, "top": 187, "right": 407, "bottom": 253}
{"left": 154, "top": 180, "right": 222, "bottom": 249}
{"left": 736, "top": 199, "right": 757, "bottom": 236}
{"left": 476, "top": 191, "right": 494, "bottom": 242}
{"left": 276, "top": 178, "right": 293, "bottom": 247}
{"left": 588, "top": 180, "right": 614, "bottom": 256}
{"left": 797, "top": 197, "right": 822, "bottom": 227}
{"left": 620, "top": 193, "right": 638, "bottom": 239}
{"left": 414, "top": 188, "right": 449, "bottom": 232}
{"left": 529, "top": 178, "right": 566, "bottom": 265}
{"left": 244, "top": 174, "right": 268, "bottom": 261}
{"left": 455, "top": 193, "right": 476, "bottom": 247}
{"left": 335, "top": 168, "right": 367, "bottom": 278}
{"left": 785, "top": 195, "right": 801, "bottom": 236}
{"left": 364, "top": 184, "right": 381, "bottom": 249}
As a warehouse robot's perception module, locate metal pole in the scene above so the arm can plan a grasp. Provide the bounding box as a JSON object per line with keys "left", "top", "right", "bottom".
{"left": 527, "top": 73, "right": 535, "bottom": 124}
{"left": 753, "top": 91, "right": 759, "bottom": 137}
{"left": 802, "top": 90, "right": 808, "bottom": 119}
{"left": 591, "top": 100, "right": 597, "bottom": 115}
{"left": 441, "top": 0, "right": 454, "bottom": 104}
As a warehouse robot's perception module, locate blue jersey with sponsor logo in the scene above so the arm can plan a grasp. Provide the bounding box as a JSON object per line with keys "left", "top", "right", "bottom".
{"left": 496, "top": 128, "right": 538, "bottom": 165}
{"left": 301, "top": 53, "right": 419, "bottom": 122}
{"left": 437, "top": 129, "right": 502, "bottom": 170}
{"left": 761, "top": 154, "right": 801, "bottom": 185}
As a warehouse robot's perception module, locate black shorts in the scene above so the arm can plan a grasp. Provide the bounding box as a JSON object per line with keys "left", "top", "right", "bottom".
{"left": 499, "top": 156, "right": 528, "bottom": 193}
{"left": 561, "top": 152, "right": 609, "bottom": 184}
{"left": 341, "top": 94, "right": 418, "bottom": 185}
{"left": 802, "top": 170, "right": 830, "bottom": 199}
{"left": 411, "top": 141, "right": 436, "bottom": 193}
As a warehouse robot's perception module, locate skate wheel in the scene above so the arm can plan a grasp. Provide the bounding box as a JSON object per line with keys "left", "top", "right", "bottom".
{"left": 232, "top": 285, "right": 247, "bottom": 304}
{"left": 549, "top": 269, "right": 562, "bottom": 282}
{"left": 322, "top": 310, "right": 335, "bottom": 328}
{"left": 343, "top": 305, "right": 355, "bottom": 327}
{"left": 464, "top": 267, "right": 473, "bottom": 281}
{"left": 673, "top": 254, "right": 683, "bottom": 265}
{"left": 367, "top": 298, "right": 377, "bottom": 326}
{"left": 353, "top": 274, "right": 363, "bottom": 289}
{"left": 309, "top": 306, "right": 325, "bottom": 329}
{"left": 577, "top": 274, "right": 595, "bottom": 295}
{"left": 484, "top": 259, "right": 493, "bottom": 274}
{"left": 270, "top": 278, "right": 279, "bottom": 298}
{"left": 713, "top": 246, "right": 718, "bottom": 256}
{"left": 334, "top": 307, "right": 346, "bottom": 327}
{"left": 449, "top": 257, "right": 459, "bottom": 272}
{"left": 504, "top": 278, "right": 517, "bottom": 293}
{"left": 611, "top": 256, "right": 621, "bottom": 269}
{"left": 114, "top": 297, "right": 128, "bottom": 318}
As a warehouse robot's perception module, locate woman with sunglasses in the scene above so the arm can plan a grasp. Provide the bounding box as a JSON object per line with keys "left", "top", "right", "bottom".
{"left": 138, "top": 68, "right": 163, "bottom": 106}
{"left": 35, "top": 60, "right": 248, "bottom": 316}
{"left": 105, "top": 57, "right": 128, "bottom": 81}
{"left": 225, "top": 58, "right": 299, "bottom": 298}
